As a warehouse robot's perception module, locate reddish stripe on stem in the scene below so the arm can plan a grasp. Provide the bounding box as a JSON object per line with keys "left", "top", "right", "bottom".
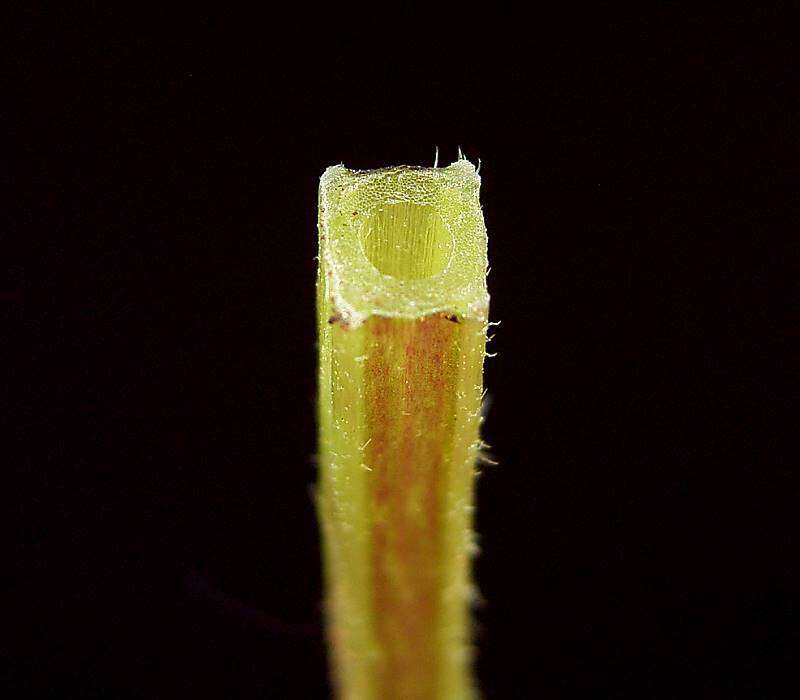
{"left": 364, "top": 314, "right": 460, "bottom": 699}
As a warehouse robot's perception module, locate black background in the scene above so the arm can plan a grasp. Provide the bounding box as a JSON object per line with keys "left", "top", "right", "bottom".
{"left": 9, "top": 6, "right": 795, "bottom": 698}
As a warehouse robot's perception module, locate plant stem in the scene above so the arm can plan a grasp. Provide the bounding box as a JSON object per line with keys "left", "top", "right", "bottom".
{"left": 317, "top": 160, "right": 489, "bottom": 699}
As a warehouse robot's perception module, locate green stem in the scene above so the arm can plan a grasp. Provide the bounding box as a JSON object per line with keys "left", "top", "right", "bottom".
{"left": 317, "top": 160, "right": 489, "bottom": 699}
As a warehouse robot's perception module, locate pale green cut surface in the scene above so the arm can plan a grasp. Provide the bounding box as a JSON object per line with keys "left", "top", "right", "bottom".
{"left": 318, "top": 160, "right": 489, "bottom": 326}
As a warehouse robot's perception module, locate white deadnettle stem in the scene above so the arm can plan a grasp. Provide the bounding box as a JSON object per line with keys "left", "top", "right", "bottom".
{"left": 317, "top": 160, "right": 490, "bottom": 699}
